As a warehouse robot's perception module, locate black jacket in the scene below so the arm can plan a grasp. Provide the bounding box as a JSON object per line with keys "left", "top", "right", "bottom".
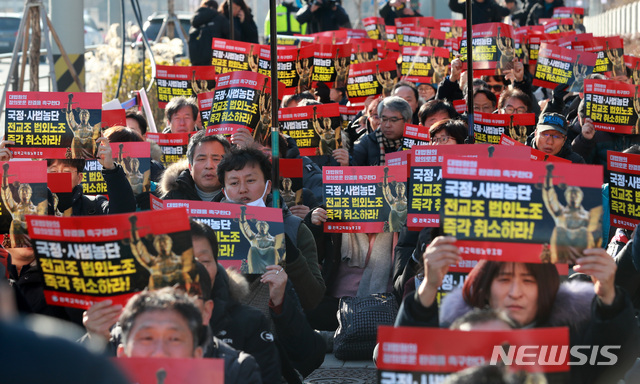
{"left": 190, "top": 6, "right": 231, "bottom": 39}
{"left": 379, "top": 2, "right": 423, "bottom": 26}
{"left": 203, "top": 336, "right": 263, "bottom": 384}
{"left": 210, "top": 266, "right": 281, "bottom": 384}
{"left": 448, "top": 0, "right": 510, "bottom": 25}
{"left": 295, "top": 3, "right": 351, "bottom": 34}
{"left": 526, "top": 0, "right": 564, "bottom": 26}
{"left": 350, "top": 129, "right": 402, "bottom": 166}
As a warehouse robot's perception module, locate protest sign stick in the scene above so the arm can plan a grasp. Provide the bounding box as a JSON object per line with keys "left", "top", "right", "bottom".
{"left": 269, "top": 0, "right": 280, "bottom": 208}
{"left": 465, "top": 0, "right": 475, "bottom": 143}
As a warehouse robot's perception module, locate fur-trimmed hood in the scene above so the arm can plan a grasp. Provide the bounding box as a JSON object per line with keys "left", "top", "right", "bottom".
{"left": 440, "top": 280, "right": 596, "bottom": 329}
{"left": 157, "top": 159, "right": 189, "bottom": 197}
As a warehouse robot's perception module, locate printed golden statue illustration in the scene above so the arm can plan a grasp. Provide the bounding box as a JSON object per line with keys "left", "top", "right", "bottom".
{"left": 1, "top": 163, "right": 46, "bottom": 247}
{"left": 632, "top": 62, "right": 640, "bottom": 86}
{"left": 117, "top": 144, "right": 149, "bottom": 196}
{"left": 239, "top": 205, "right": 284, "bottom": 274}
{"left": 633, "top": 86, "right": 640, "bottom": 135}
{"left": 431, "top": 55, "right": 447, "bottom": 85}
{"left": 382, "top": 166, "right": 407, "bottom": 232}
{"left": 508, "top": 115, "right": 529, "bottom": 144}
{"left": 605, "top": 41, "right": 626, "bottom": 79}
{"left": 376, "top": 63, "right": 397, "bottom": 97}
{"left": 312, "top": 106, "right": 341, "bottom": 156}
{"left": 66, "top": 93, "right": 102, "bottom": 159}
{"left": 128, "top": 215, "right": 193, "bottom": 290}
{"left": 333, "top": 48, "right": 350, "bottom": 89}
{"left": 571, "top": 54, "right": 589, "bottom": 93}
{"left": 252, "top": 79, "right": 272, "bottom": 147}
{"left": 496, "top": 26, "right": 515, "bottom": 73}
{"left": 280, "top": 177, "right": 302, "bottom": 208}
{"left": 540, "top": 163, "right": 602, "bottom": 263}
{"left": 248, "top": 44, "right": 259, "bottom": 73}
{"left": 191, "top": 70, "right": 213, "bottom": 94}
{"left": 295, "top": 51, "right": 313, "bottom": 93}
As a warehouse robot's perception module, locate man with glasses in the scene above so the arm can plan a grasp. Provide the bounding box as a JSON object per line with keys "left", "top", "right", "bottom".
{"left": 160, "top": 131, "right": 231, "bottom": 201}
{"left": 163, "top": 96, "right": 199, "bottom": 134}
{"left": 473, "top": 89, "right": 497, "bottom": 114}
{"left": 527, "top": 112, "right": 585, "bottom": 163}
{"left": 347, "top": 96, "right": 413, "bottom": 166}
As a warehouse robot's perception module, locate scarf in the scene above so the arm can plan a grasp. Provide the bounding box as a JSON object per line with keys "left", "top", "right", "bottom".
{"left": 375, "top": 128, "right": 403, "bottom": 165}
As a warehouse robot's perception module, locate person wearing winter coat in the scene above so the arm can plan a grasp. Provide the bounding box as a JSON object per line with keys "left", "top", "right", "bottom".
{"left": 396, "top": 235, "right": 640, "bottom": 384}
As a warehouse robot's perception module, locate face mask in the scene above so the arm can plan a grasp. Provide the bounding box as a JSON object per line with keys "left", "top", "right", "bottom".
{"left": 224, "top": 180, "right": 270, "bottom": 207}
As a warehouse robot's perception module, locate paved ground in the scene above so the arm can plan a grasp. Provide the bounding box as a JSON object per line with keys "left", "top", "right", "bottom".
{"left": 304, "top": 353, "right": 376, "bottom": 384}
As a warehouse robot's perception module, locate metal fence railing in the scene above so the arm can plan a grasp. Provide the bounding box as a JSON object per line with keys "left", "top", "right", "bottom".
{"left": 584, "top": 2, "right": 640, "bottom": 37}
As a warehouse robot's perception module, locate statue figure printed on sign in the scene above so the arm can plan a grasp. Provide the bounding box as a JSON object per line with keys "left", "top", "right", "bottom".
{"left": 1, "top": 163, "right": 45, "bottom": 247}
{"left": 312, "top": 106, "right": 341, "bottom": 156}
{"left": 118, "top": 144, "right": 146, "bottom": 195}
{"left": 66, "top": 93, "right": 102, "bottom": 159}
{"left": 431, "top": 55, "right": 447, "bottom": 85}
{"left": 382, "top": 166, "right": 407, "bottom": 232}
{"left": 280, "top": 177, "right": 302, "bottom": 208}
{"left": 128, "top": 215, "right": 193, "bottom": 290}
{"left": 252, "top": 79, "right": 272, "bottom": 147}
{"left": 239, "top": 205, "right": 282, "bottom": 274}
{"left": 191, "top": 70, "right": 212, "bottom": 94}
{"left": 295, "top": 51, "right": 313, "bottom": 93}
{"left": 541, "top": 163, "right": 602, "bottom": 264}
{"left": 248, "top": 44, "right": 259, "bottom": 73}
{"left": 606, "top": 41, "right": 627, "bottom": 79}
{"left": 633, "top": 86, "right": 640, "bottom": 135}
{"left": 334, "top": 48, "right": 350, "bottom": 89}
{"left": 571, "top": 54, "right": 589, "bottom": 93}
{"left": 508, "top": 115, "right": 528, "bottom": 144}
{"left": 496, "top": 26, "right": 515, "bottom": 73}
{"left": 376, "top": 64, "right": 397, "bottom": 97}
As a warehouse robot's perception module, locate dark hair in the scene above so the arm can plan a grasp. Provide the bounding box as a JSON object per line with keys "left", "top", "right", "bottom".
{"left": 125, "top": 111, "right": 148, "bottom": 135}
{"left": 418, "top": 99, "right": 458, "bottom": 126}
{"left": 474, "top": 88, "right": 498, "bottom": 109}
{"left": 190, "top": 219, "right": 219, "bottom": 262}
{"left": 462, "top": 261, "right": 560, "bottom": 326}
{"left": 104, "top": 125, "right": 144, "bottom": 142}
{"left": 220, "top": 0, "right": 253, "bottom": 20}
{"left": 315, "top": 82, "right": 332, "bottom": 104}
{"left": 429, "top": 118, "right": 468, "bottom": 144}
{"left": 165, "top": 96, "right": 198, "bottom": 123}
{"left": 119, "top": 287, "right": 203, "bottom": 348}
{"left": 497, "top": 88, "right": 532, "bottom": 113}
{"left": 186, "top": 130, "right": 231, "bottom": 165}
{"left": 464, "top": 78, "right": 488, "bottom": 98}
{"left": 194, "top": 261, "right": 212, "bottom": 301}
{"left": 200, "top": 0, "right": 218, "bottom": 8}
{"left": 449, "top": 308, "right": 518, "bottom": 330}
{"left": 392, "top": 80, "right": 419, "bottom": 102}
{"left": 217, "top": 147, "right": 271, "bottom": 187}
{"left": 46, "top": 159, "right": 86, "bottom": 173}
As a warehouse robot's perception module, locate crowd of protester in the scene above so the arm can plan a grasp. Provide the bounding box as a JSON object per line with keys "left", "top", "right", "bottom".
{"left": 2, "top": 0, "right": 640, "bottom": 383}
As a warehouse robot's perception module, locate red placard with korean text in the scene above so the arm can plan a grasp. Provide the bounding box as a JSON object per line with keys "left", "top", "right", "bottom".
{"left": 156, "top": 65, "right": 216, "bottom": 108}
{"left": 441, "top": 157, "right": 603, "bottom": 263}
{"left": 584, "top": 79, "right": 639, "bottom": 135}
{"left": 27, "top": 208, "right": 195, "bottom": 309}
{"left": 377, "top": 326, "right": 570, "bottom": 381}
{"left": 608, "top": 150, "right": 640, "bottom": 230}
{"left": 116, "top": 357, "right": 224, "bottom": 384}
{"left": 5, "top": 91, "right": 102, "bottom": 159}
{"left": 146, "top": 132, "right": 195, "bottom": 167}
{"left": 347, "top": 59, "right": 398, "bottom": 103}
{"left": 532, "top": 43, "right": 596, "bottom": 93}
{"left": 473, "top": 112, "right": 536, "bottom": 144}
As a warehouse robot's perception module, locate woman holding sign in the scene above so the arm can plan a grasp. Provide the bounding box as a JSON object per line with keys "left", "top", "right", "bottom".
{"left": 395, "top": 236, "right": 639, "bottom": 383}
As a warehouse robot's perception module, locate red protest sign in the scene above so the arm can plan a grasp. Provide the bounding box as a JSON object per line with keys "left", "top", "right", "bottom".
{"left": 27, "top": 208, "right": 195, "bottom": 309}
{"left": 532, "top": 43, "right": 596, "bottom": 93}
{"left": 156, "top": 65, "right": 216, "bottom": 108}
{"left": 116, "top": 357, "right": 224, "bottom": 384}
{"left": 608, "top": 150, "right": 640, "bottom": 230}
{"left": 347, "top": 59, "right": 398, "bottom": 103}
{"left": 6, "top": 91, "right": 102, "bottom": 159}
{"left": 377, "top": 326, "right": 570, "bottom": 376}
{"left": 323, "top": 165, "right": 407, "bottom": 233}
{"left": 441, "top": 157, "right": 603, "bottom": 263}
{"left": 473, "top": 112, "right": 536, "bottom": 144}
{"left": 584, "top": 79, "right": 639, "bottom": 135}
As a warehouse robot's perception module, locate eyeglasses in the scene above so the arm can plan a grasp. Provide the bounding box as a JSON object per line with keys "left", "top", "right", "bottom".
{"left": 431, "top": 136, "right": 452, "bottom": 144}
{"left": 539, "top": 132, "right": 565, "bottom": 140}
{"left": 381, "top": 116, "right": 405, "bottom": 123}
{"left": 474, "top": 105, "right": 494, "bottom": 113}
{"left": 488, "top": 84, "right": 504, "bottom": 93}
{"left": 503, "top": 106, "right": 528, "bottom": 114}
